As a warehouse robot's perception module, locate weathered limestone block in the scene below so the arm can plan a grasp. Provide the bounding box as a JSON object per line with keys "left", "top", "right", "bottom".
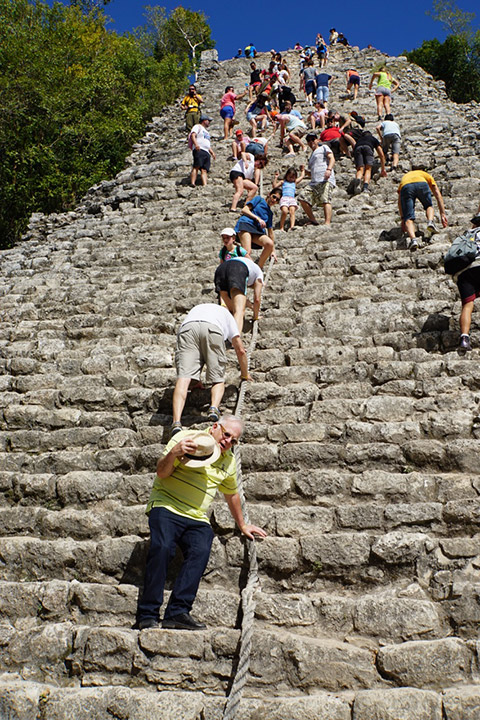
{"left": 354, "top": 594, "right": 445, "bottom": 641}
{"left": 239, "top": 693, "right": 352, "bottom": 720}
{"left": 301, "top": 533, "right": 371, "bottom": 569}
{"left": 353, "top": 688, "right": 442, "bottom": 719}
{"left": 371, "top": 531, "right": 429, "bottom": 564}
{"left": 83, "top": 628, "right": 137, "bottom": 673}
{"left": 275, "top": 506, "right": 334, "bottom": 536}
{"left": 2, "top": 623, "right": 73, "bottom": 679}
{"left": 250, "top": 630, "right": 378, "bottom": 691}
{"left": 377, "top": 638, "right": 474, "bottom": 686}
{"left": 443, "top": 686, "right": 480, "bottom": 720}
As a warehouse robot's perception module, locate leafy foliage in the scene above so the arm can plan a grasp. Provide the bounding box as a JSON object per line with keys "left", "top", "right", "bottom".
{"left": 136, "top": 5, "right": 214, "bottom": 67}
{"left": 407, "top": 34, "right": 480, "bottom": 103}
{"left": 407, "top": 1, "right": 480, "bottom": 104}
{"left": 0, "top": 1, "right": 203, "bottom": 248}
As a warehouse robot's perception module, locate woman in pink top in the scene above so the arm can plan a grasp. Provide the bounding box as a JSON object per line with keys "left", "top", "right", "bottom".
{"left": 221, "top": 85, "right": 248, "bottom": 140}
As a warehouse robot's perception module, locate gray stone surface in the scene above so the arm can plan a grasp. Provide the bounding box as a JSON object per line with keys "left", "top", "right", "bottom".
{"left": 1, "top": 41, "right": 480, "bottom": 716}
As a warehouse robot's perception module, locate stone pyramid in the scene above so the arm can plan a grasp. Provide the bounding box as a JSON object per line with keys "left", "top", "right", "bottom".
{"left": 1, "top": 41, "right": 480, "bottom": 720}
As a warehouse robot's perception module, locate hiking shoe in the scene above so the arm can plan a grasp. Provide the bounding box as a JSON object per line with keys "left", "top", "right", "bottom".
{"left": 170, "top": 421, "right": 183, "bottom": 438}
{"left": 424, "top": 222, "right": 439, "bottom": 242}
{"left": 162, "top": 613, "right": 206, "bottom": 631}
{"left": 353, "top": 178, "right": 363, "bottom": 195}
{"left": 408, "top": 238, "right": 418, "bottom": 252}
{"left": 207, "top": 406, "right": 220, "bottom": 422}
{"left": 459, "top": 335, "right": 472, "bottom": 351}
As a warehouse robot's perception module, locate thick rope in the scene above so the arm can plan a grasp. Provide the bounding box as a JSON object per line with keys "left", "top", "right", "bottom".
{"left": 222, "top": 254, "right": 275, "bottom": 720}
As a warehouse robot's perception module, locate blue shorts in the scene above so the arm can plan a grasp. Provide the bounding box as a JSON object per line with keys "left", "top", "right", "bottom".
{"left": 220, "top": 106, "right": 235, "bottom": 119}
{"left": 400, "top": 182, "right": 432, "bottom": 221}
{"left": 305, "top": 80, "right": 316, "bottom": 95}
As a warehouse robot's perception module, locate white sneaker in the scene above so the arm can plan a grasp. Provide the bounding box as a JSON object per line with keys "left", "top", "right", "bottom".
{"left": 408, "top": 238, "right": 418, "bottom": 252}
{"left": 424, "top": 222, "right": 438, "bottom": 242}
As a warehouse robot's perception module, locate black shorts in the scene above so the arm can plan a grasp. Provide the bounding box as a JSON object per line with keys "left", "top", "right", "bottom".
{"left": 354, "top": 145, "right": 375, "bottom": 168}
{"left": 348, "top": 76, "right": 360, "bottom": 85}
{"left": 214, "top": 260, "right": 249, "bottom": 297}
{"left": 192, "top": 149, "right": 211, "bottom": 171}
{"left": 230, "top": 170, "right": 245, "bottom": 182}
{"left": 457, "top": 266, "right": 480, "bottom": 305}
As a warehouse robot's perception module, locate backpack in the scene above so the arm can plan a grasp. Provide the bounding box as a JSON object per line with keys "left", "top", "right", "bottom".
{"left": 443, "top": 229, "right": 479, "bottom": 275}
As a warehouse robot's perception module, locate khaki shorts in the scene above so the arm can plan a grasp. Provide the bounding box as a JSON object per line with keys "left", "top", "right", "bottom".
{"left": 299, "top": 181, "right": 334, "bottom": 207}
{"left": 175, "top": 321, "right": 226, "bottom": 384}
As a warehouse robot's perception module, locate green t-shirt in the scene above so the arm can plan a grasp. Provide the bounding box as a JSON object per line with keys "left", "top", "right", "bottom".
{"left": 146, "top": 430, "right": 238, "bottom": 523}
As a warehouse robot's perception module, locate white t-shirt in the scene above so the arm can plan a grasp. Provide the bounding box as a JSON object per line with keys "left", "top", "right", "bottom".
{"left": 191, "top": 124, "right": 211, "bottom": 152}
{"left": 180, "top": 304, "right": 239, "bottom": 342}
{"left": 309, "top": 144, "right": 336, "bottom": 187}
{"left": 229, "top": 257, "right": 264, "bottom": 286}
{"left": 231, "top": 153, "right": 255, "bottom": 180}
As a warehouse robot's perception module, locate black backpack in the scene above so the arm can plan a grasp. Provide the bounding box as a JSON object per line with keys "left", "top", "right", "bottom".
{"left": 443, "top": 229, "right": 479, "bottom": 275}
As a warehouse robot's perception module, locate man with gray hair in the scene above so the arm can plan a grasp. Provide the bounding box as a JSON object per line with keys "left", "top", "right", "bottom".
{"left": 137, "top": 416, "right": 266, "bottom": 630}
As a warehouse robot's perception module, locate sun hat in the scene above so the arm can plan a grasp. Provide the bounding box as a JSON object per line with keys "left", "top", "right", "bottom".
{"left": 220, "top": 227, "right": 236, "bottom": 236}
{"left": 181, "top": 431, "right": 221, "bottom": 467}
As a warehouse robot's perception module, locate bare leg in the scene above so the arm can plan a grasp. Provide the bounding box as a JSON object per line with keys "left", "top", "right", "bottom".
{"left": 231, "top": 178, "right": 245, "bottom": 211}
{"left": 324, "top": 203, "right": 332, "bottom": 225}
{"left": 200, "top": 169, "right": 208, "bottom": 186}
{"left": 384, "top": 96, "right": 391, "bottom": 114}
{"left": 244, "top": 179, "right": 258, "bottom": 203}
{"left": 256, "top": 236, "right": 274, "bottom": 269}
{"left": 299, "top": 200, "right": 318, "bottom": 224}
{"left": 364, "top": 165, "right": 372, "bottom": 184}
{"left": 279, "top": 206, "right": 288, "bottom": 230}
{"left": 230, "top": 289, "right": 247, "bottom": 333}
{"left": 460, "top": 301, "right": 474, "bottom": 335}
{"left": 190, "top": 168, "right": 198, "bottom": 186}
{"left": 172, "top": 377, "right": 191, "bottom": 423}
{"left": 426, "top": 206, "right": 435, "bottom": 223}
{"left": 405, "top": 219, "right": 416, "bottom": 240}
{"left": 289, "top": 206, "right": 296, "bottom": 229}
{"left": 238, "top": 231, "right": 252, "bottom": 254}
{"left": 210, "top": 382, "right": 225, "bottom": 411}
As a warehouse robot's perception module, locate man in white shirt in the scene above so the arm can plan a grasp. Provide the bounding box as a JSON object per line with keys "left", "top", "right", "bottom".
{"left": 171, "top": 304, "right": 251, "bottom": 433}
{"left": 298, "top": 133, "right": 336, "bottom": 225}
{"left": 189, "top": 115, "right": 216, "bottom": 187}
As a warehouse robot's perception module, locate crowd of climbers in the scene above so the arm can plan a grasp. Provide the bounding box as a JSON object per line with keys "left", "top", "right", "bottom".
{"left": 135, "top": 36, "right": 480, "bottom": 634}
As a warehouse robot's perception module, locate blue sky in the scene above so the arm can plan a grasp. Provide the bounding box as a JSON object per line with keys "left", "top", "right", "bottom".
{"left": 97, "top": 0, "right": 478, "bottom": 59}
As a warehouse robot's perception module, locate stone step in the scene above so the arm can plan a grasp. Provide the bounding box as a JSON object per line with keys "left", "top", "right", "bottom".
{"left": 0, "top": 621, "right": 477, "bottom": 694}
{"left": 6, "top": 678, "right": 478, "bottom": 720}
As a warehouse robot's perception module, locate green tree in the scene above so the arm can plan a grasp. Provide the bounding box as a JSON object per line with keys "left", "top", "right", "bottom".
{"left": 0, "top": 0, "right": 193, "bottom": 248}
{"left": 138, "top": 5, "right": 214, "bottom": 70}
{"left": 427, "top": 0, "right": 476, "bottom": 39}
{"left": 407, "top": 1, "right": 480, "bottom": 103}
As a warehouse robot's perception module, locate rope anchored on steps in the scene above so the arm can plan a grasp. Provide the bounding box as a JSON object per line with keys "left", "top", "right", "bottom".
{"left": 222, "top": 253, "right": 275, "bottom": 720}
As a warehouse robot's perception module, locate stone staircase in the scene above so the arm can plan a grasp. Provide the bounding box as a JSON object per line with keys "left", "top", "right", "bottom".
{"left": 1, "top": 42, "right": 480, "bottom": 719}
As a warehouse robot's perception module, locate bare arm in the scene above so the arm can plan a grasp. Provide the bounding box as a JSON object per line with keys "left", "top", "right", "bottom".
{"left": 432, "top": 185, "right": 448, "bottom": 227}
{"left": 156, "top": 437, "right": 198, "bottom": 478}
{"left": 377, "top": 146, "right": 387, "bottom": 175}
{"left": 224, "top": 492, "right": 267, "bottom": 539}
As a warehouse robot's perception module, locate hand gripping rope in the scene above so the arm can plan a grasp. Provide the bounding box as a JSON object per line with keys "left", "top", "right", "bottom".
{"left": 222, "top": 252, "right": 274, "bottom": 720}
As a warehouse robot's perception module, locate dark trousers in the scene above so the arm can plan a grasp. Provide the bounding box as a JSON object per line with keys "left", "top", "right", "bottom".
{"left": 138, "top": 506, "right": 214, "bottom": 622}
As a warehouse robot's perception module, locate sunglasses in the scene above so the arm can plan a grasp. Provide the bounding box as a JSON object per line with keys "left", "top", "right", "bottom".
{"left": 219, "top": 424, "right": 239, "bottom": 446}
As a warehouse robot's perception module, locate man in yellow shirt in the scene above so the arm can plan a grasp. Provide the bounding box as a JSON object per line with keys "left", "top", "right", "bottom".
{"left": 137, "top": 416, "right": 266, "bottom": 630}
{"left": 398, "top": 170, "right": 448, "bottom": 251}
{"left": 181, "top": 84, "right": 203, "bottom": 132}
